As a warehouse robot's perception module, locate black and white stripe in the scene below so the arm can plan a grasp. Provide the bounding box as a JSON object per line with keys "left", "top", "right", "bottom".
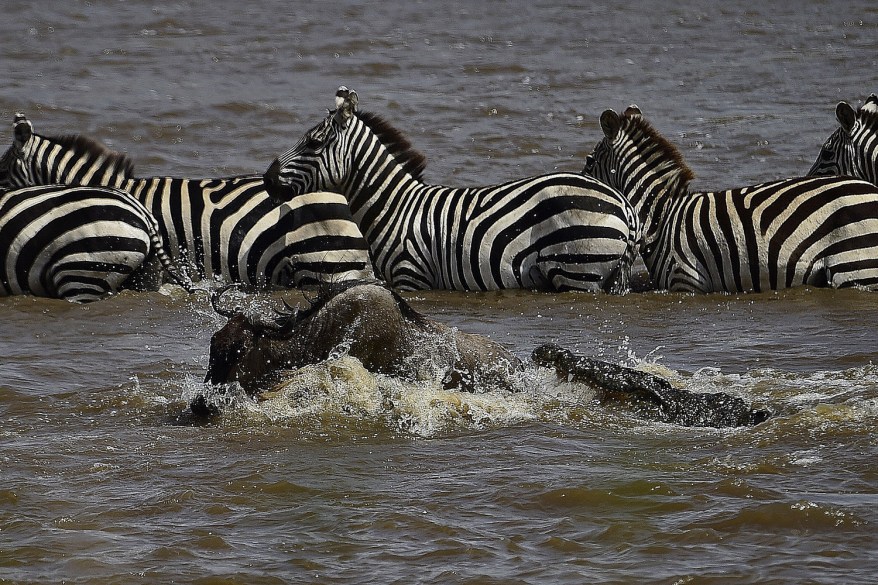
{"left": 583, "top": 106, "right": 878, "bottom": 292}
{"left": 808, "top": 94, "right": 878, "bottom": 184}
{"left": 0, "top": 113, "right": 374, "bottom": 288}
{"left": 263, "top": 87, "right": 639, "bottom": 292}
{"left": 0, "top": 184, "right": 193, "bottom": 302}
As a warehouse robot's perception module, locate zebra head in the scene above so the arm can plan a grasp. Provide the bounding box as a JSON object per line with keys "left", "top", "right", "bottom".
{"left": 582, "top": 107, "right": 631, "bottom": 194}
{"left": 0, "top": 113, "right": 134, "bottom": 190}
{"left": 809, "top": 94, "right": 878, "bottom": 185}
{"left": 582, "top": 105, "right": 656, "bottom": 201}
{"left": 808, "top": 100, "right": 857, "bottom": 178}
{"left": 0, "top": 113, "right": 37, "bottom": 190}
{"left": 264, "top": 86, "right": 359, "bottom": 200}
{"left": 583, "top": 104, "right": 694, "bottom": 246}
{"left": 850, "top": 93, "right": 878, "bottom": 185}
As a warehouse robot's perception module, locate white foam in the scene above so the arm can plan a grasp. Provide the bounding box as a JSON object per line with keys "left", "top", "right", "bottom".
{"left": 183, "top": 352, "right": 878, "bottom": 436}
{"left": 229, "top": 355, "right": 599, "bottom": 437}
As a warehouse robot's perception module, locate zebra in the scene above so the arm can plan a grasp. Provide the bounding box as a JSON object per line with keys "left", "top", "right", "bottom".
{"left": 262, "top": 86, "right": 639, "bottom": 292}
{"left": 0, "top": 113, "right": 374, "bottom": 288}
{"left": 582, "top": 105, "right": 878, "bottom": 293}
{"left": 0, "top": 184, "right": 195, "bottom": 302}
{"left": 808, "top": 93, "right": 878, "bottom": 184}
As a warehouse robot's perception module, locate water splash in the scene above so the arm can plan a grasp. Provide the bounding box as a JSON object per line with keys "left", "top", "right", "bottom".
{"left": 169, "top": 337, "right": 878, "bottom": 438}
{"left": 241, "top": 356, "right": 542, "bottom": 437}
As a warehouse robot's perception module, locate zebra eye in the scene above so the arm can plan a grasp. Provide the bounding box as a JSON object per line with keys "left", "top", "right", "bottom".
{"left": 305, "top": 133, "right": 323, "bottom": 149}
{"left": 304, "top": 124, "right": 333, "bottom": 150}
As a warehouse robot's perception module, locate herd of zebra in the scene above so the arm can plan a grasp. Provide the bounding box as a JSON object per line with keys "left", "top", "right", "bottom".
{"left": 1, "top": 87, "right": 877, "bottom": 302}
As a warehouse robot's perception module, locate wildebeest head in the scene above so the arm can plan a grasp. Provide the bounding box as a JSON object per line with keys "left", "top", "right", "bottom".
{"left": 204, "top": 280, "right": 412, "bottom": 391}
{"left": 205, "top": 312, "right": 263, "bottom": 387}
{"left": 203, "top": 285, "right": 299, "bottom": 390}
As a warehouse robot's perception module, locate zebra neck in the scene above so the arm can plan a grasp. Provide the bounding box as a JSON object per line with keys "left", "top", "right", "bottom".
{"left": 840, "top": 133, "right": 856, "bottom": 172}
{"left": 118, "top": 176, "right": 232, "bottom": 190}
{"left": 344, "top": 157, "right": 429, "bottom": 221}
{"left": 851, "top": 138, "right": 875, "bottom": 183}
{"left": 122, "top": 177, "right": 185, "bottom": 190}
{"left": 58, "top": 172, "right": 131, "bottom": 190}
{"left": 613, "top": 119, "right": 694, "bottom": 228}
{"left": 836, "top": 141, "right": 856, "bottom": 176}
{"left": 624, "top": 170, "right": 686, "bottom": 232}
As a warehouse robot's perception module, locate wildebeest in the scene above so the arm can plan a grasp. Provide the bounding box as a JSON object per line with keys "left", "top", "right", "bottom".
{"left": 204, "top": 280, "right": 521, "bottom": 395}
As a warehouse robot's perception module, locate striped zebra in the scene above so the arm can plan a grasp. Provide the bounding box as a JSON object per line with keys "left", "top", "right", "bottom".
{"left": 582, "top": 105, "right": 878, "bottom": 293}
{"left": 0, "top": 113, "right": 374, "bottom": 288}
{"left": 808, "top": 93, "right": 878, "bottom": 184}
{"left": 262, "top": 87, "right": 639, "bottom": 292}
{"left": 0, "top": 184, "right": 194, "bottom": 302}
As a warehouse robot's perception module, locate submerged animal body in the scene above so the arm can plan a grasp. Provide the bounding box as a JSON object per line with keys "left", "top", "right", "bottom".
{"left": 204, "top": 281, "right": 522, "bottom": 394}
{"left": 201, "top": 282, "right": 770, "bottom": 428}
{"left": 531, "top": 344, "right": 770, "bottom": 427}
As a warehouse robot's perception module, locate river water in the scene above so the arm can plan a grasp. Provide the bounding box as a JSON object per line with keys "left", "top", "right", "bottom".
{"left": 2, "top": 1, "right": 878, "bottom": 583}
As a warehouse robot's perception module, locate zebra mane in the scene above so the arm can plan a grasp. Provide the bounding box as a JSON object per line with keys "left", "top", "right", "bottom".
{"left": 858, "top": 99, "right": 878, "bottom": 126}
{"left": 623, "top": 111, "right": 695, "bottom": 188}
{"left": 48, "top": 133, "right": 135, "bottom": 178}
{"left": 355, "top": 111, "right": 427, "bottom": 181}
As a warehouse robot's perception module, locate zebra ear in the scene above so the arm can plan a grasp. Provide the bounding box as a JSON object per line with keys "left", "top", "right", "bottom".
{"left": 623, "top": 104, "right": 642, "bottom": 117}
{"left": 600, "top": 109, "right": 622, "bottom": 139}
{"left": 334, "top": 86, "right": 350, "bottom": 110}
{"left": 836, "top": 101, "right": 857, "bottom": 133}
{"left": 865, "top": 94, "right": 878, "bottom": 110}
{"left": 333, "top": 86, "right": 358, "bottom": 128}
{"left": 12, "top": 113, "right": 32, "bottom": 147}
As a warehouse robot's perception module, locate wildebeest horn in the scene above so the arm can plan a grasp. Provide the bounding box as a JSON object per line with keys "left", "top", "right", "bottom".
{"left": 282, "top": 298, "right": 299, "bottom": 313}
{"left": 270, "top": 297, "right": 301, "bottom": 327}
{"left": 210, "top": 284, "right": 243, "bottom": 319}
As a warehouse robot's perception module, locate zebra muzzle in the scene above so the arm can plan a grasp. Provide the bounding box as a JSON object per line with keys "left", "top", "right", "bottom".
{"left": 262, "top": 160, "right": 288, "bottom": 201}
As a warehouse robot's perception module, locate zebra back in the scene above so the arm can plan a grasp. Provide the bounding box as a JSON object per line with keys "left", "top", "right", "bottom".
{"left": 808, "top": 94, "right": 878, "bottom": 184}
{"left": 0, "top": 184, "right": 192, "bottom": 302}
{"left": 0, "top": 113, "right": 374, "bottom": 288}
